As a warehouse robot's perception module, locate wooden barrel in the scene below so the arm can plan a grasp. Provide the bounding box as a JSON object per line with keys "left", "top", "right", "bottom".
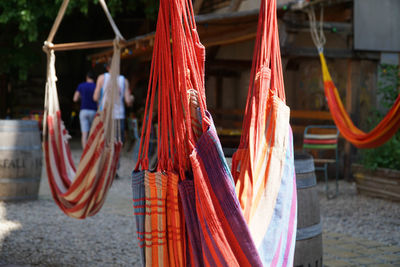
{"left": 0, "top": 120, "right": 42, "bottom": 201}
{"left": 294, "top": 152, "right": 323, "bottom": 267}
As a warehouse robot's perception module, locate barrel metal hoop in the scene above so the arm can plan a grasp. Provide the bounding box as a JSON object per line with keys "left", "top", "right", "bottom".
{"left": 0, "top": 128, "right": 38, "bottom": 132}
{"left": 294, "top": 159, "right": 315, "bottom": 173}
{"left": 296, "top": 222, "right": 323, "bottom": 241}
{"left": 296, "top": 172, "right": 317, "bottom": 189}
{"left": 0, "top": 178, "right": 41, "bottom": 183}
{"left": 0, "top": 145, "right": 42, "bottom": 151}
{"left": 0, "top": 195, "right": 38, "bottom": 201}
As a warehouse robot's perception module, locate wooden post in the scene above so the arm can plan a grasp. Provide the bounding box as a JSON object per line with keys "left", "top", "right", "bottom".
{"left": 216, "top": 76, "right": 223, "bottom": 118}
{"left": 398, "top": 53, "right": 400, "bottom": 93}
{"left": 344, "top": 59, "right": 353, "bottom": 180}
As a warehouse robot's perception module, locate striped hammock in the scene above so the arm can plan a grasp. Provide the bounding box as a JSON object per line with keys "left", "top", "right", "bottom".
{"left": 43, "top": 43, "right": 122, "bottom": 219}
{"left": 307, "top": 6, "right": 400, "bottom": 148}
{"left": 132, "top": 0, "right": 297, "bottom": 266}
{"left": 232, "top": 0, "right": 297, "bottom": 265}
{"left": 42, "top": 0, "right": 126, "bottom": 219}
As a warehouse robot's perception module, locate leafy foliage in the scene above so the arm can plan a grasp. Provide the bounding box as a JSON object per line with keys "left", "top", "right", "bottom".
{"left": 0, "top": 0, "right": 158, "bottom": 80}
{"left": 361, "top": 64, "right": 400, "bottom": 170}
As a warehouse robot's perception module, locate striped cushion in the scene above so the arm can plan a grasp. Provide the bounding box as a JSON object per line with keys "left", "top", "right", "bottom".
{"left": 304, "top": 139, "right": 337, "bottom": 144}
{"left": 303, "top": 144, "right": 337, "bottom": 149}
{"left": 304, "top": 134, "right": 337, "bottom": 140}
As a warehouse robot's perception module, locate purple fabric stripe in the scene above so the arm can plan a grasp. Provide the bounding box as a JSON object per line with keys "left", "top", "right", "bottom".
{"left": 194, "top": 116, "right": 262, "bottom": 267}
{"left": 178, "top": 178, "right": 204, "bottom": 267}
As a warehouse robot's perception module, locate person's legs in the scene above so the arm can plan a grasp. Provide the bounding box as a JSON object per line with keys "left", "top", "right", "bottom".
{"left": 87, "top": 110, "right": 97, "bottom": 131}
{"left": 81, "top": 131, "right": 88, "bottom": 148}
{"left": 119, "top": 118, "right": 125, "bottom": 143}
{"left": 115, "top": 118, "right": 125, "bottom": 179}
{"left": 79, "top": 110, "right": 96, "bottom": 149}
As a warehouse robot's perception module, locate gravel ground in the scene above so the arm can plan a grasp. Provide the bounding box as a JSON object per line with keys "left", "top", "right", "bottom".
{"left": 0, "top": 147, "right": 141, "bottom": 267}
{"left": 316, "top": 180, "right": 400, "bottom": 246}
{"left": 0, "top": 145, "right": 399, "bottom": 266}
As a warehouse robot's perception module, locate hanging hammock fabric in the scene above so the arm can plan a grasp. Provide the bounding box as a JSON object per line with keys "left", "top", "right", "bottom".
{"left": 231, "top": 0, "right": 297, "bottom": 265}
{"left": 132, "top": 0, "right": 263, "bottom": 265}
{"left": 307, "top": 7, "right": 400, "bottom": 149}
{"left": 320, "top": 53, "right": 400, "bottom": 148}
{"left": 43, "top": 0, "right": 124, "bottom": 219}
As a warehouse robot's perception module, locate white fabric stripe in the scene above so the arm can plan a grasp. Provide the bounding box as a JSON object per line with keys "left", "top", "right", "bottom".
{"left": 249, "top": 96, "right": 290, "bottom": 247}
{"left": 65, "top": 122, "right": 104, "bottom": 200}
{"left": 53, "top": 115, "right": 76, "bottom": 181}
{"left": 47, "top": 123, "right": 67, "bottom": 194}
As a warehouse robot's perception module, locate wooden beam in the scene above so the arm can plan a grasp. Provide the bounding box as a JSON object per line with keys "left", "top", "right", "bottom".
{"left": 344, "top": 59, "right": 353, "bottom": 180}
{"left": 229, "top": 0, "right": 243, "bottom": 12}
{"left": 88, "top": 34, "right": 155, "bottom": 62}
{"left": 288, "top": 0, "right": 352, "bottom": 11}
{"left": 210, "top": 109, "right": 334, "bottom": 121}
{"left": 195, "top": 9, "right": 258, "bottom": 24}
{"left": 216, "top": 77, "right": 223, "bottom": 121}
{"left": 281, "top": 46, "right": 380, "bottom": 60}
{"left": 194, "top": 0, "right": 205, "bottom": 14}
{"left": 209, "top": 108, "right": 244, "bottom": 116}
{"left": 206, "top": 69, "right": 240, "bottom": 77}
{"left": 45, "top": 39, "right": 127, "bottom": 52}
{"left": 291, "top": 110, "right": 333, "bottom": 120}
{"left": 207, "top": 59, "right": 252, "bottom": 70}
{"left": 201, "top": 0, "right": 230, "bottom": 13}
{"left": 284, "top": 21, "right": 353, "bottom": 34}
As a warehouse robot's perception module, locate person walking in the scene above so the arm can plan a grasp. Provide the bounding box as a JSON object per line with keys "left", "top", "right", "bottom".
{"left": 93, "top": 62, "right": 134, "bottom": 179}
{"left": 93, "top": 62, "right": 134, "bottom": 142}
{"left": 73, "top": 71, "right": 97, "bottom": 149}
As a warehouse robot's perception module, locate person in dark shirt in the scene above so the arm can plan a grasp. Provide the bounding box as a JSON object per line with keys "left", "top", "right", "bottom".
{"left": 73, "top": 71, "right": 97, "bottom": 148}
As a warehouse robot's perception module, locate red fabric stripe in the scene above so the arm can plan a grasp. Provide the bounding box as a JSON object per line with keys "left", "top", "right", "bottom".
{"left": 48, "top": 115, "right": 71, "bottom": 190}
{"left": 55, "top": 111, "right": 72, "bottom": 187}
{"left": 303, "top": 139, "right": 337, "bottom": 144}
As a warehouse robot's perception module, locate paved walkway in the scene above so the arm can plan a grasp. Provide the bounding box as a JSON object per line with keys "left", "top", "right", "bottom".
{"left": 323, "top": 231, "right": 400, "bottom": 266}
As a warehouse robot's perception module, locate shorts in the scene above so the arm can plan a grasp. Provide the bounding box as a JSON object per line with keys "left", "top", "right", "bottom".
{"left": 79, "top": 109, "right": 97, "bottom": 133}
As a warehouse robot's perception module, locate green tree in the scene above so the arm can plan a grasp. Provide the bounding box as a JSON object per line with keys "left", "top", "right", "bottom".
{"left": 0, "top": 0, "right": 158, "bottom": 80}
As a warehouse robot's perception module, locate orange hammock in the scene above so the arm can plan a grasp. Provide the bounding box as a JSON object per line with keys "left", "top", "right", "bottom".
{"left": 307, "top": 6, "right": 400, "bottom": 149}
{"left": 320, "top": 53, "right": 400, "bottom": 148}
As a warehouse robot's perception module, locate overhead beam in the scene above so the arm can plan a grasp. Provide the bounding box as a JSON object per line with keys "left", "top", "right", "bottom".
{"left": 228, "top": 0, "right": 243, "bottom": 12}
{"left": 194, "top": 0, "right": 205, "bottom": 14}
{"left": 45, "top": 39, "right": 127, "bottom": 52}
{"left": 284, "top": 21, "right": 353, "bottom": 34}
{"left": 281, "top": 46, "right": 380, "bottom": 60}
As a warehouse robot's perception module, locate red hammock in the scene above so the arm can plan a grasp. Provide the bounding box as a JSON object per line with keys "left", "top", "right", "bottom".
{"left": 231, "top": 0, "right": 297, "bottom": 265}
{"left": 132, "top": 0, "right": 262, "bottom": 265}
{"left": 320, "top": 53, "right": 400, "bottom": 148}
{"left": 307, "top": 6, "right": 400, "bottom": 149}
